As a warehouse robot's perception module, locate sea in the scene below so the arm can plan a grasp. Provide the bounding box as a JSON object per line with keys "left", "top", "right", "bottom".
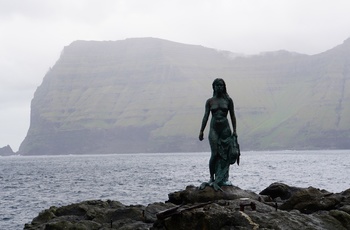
{"left": 1, "top": 150, "right": 349, "bottom": 229}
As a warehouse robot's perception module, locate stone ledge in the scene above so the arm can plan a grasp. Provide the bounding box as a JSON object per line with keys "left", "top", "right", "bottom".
{"left": 24, "top": 183, "right": 350, "bottom": 230}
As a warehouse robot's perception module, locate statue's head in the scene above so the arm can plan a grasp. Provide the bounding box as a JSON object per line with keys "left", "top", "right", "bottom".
{"left": 212, "top": 78, "right": 227, "bottom": 96}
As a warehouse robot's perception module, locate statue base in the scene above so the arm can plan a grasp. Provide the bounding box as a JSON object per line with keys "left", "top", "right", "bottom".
{"left": 168, "top": 184, "right": 259, "bottom": 205}
{"left": 199, "top": 180, "right": 233, "bottom": 191}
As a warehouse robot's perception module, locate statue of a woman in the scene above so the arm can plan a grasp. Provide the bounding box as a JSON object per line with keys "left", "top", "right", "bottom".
{"left": 199, "top": 78, "right": 240, "bottom": 191}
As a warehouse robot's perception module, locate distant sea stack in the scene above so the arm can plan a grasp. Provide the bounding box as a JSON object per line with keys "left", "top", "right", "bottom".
{"left": 0, "top": 145, "right": 15, "bottom": 156}
{"left": 18, "top": 37, "right": 350, "bottom": 155}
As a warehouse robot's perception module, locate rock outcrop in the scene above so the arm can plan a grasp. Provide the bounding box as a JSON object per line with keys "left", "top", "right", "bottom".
{"left": 25, "top": 183, "right": 350, "bottom": 229}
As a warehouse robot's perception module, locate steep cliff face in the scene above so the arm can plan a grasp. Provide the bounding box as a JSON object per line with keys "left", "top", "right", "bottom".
{"left": 18, "top": 37, "right": 350, "bottom": 155}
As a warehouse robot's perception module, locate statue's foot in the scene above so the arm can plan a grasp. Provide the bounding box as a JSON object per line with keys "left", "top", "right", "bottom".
{"left": 200, "top": 178, "right": 226, "bottom": 191}
{"left": 199, "top": 182, "right": 209, "bottom": 190}
{"left": 199, "top": 178, "right": 214, "bottom": 190}
{"left": 221, "top": 181, "right": 233, "bottom": 186}
{"left": 213, "top": 182, "right": 223, "bottom": 192}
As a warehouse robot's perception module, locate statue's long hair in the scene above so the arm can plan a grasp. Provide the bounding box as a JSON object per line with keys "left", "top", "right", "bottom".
{"left": 212, "top": 78, "right": 230, "bottom": 101}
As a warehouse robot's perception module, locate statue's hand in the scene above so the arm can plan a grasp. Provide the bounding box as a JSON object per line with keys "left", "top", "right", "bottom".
{"left": 232, "top": 130, "right": 237, "bottom": 137}
{"left": 199, "top": 132, "right": 204, "bottom": 141}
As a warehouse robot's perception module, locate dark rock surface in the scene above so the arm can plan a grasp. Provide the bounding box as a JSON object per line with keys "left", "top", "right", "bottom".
{"left": 25, "top": 183, "right": 350, "bottom": 230}
{"left": 24, "top": 200, "right": 171, "bottom": 230}
{"left": 168, "top": 184, "right": 259, "bottom": 205}
{"left": 259, "top": 182, "right": 302, "bottom": 200}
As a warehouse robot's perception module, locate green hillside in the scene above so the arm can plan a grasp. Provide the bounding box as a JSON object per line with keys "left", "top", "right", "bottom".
{"left": 18, "top": 37, "right": 350, "bottom": 155}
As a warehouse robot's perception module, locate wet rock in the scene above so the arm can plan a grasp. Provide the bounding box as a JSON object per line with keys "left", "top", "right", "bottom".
{"left": 168, "top": 184, "right": 259, "bottom": 205}
{"left": 24, "top": 200, "right": 154, "bottom": 230}
{"left": 144, "top": 202, "right": 177, "bottom": 223}
{"left": 153, "top": 200, "right": 255, "bottom": 230}
{"left": 339, "top": 205, "right": 350, "bottom": 214}
{"left": 153, "top": 199, "right": 348, "bottom": 230}
{"left": 279, "top": 186, "right": 342, "bottom": 213}
{"left": 25, "top": 183, "right": 350, "bottom": 230}
{"left": 259, "top": 182, "right": 302, "bottom": 200}
{"left": 329, "top": 210, "right": 350, "bottom": 229}
{"left": 30, "top": 206, "right": 57, "bottom": 226}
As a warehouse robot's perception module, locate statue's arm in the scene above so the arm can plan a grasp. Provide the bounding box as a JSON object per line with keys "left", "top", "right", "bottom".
{"left": 229, "top": 98, "right": 237, "bottom": 135}
{"left": 199, "top": 99, "right": 210, "bottom": 141}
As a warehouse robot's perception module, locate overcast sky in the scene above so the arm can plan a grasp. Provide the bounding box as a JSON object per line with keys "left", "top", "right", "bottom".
{"left": 1, "top": 0, "right": 350, "bottom": 152}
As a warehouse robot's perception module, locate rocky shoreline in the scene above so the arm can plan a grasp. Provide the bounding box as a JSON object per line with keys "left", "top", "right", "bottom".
{"left": 24, "top": 182, "right": 350, "bottom": 229}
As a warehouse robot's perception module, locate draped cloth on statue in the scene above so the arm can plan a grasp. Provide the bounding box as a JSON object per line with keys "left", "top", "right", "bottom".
{"left": 214, "top": 134, "right": 240, "bottom": 186}
{"left": 200, "top": 125, "right": 240, "bottom": 191}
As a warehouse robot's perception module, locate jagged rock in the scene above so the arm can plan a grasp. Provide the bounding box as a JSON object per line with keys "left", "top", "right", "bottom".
{"left": 153, "top": 200, "right": 262, "bottom": 230}
{"left": 144, "top": 202, "right": 177, "bottom": 223}
{"left": 279, "top": 186, "right": 342, "bottom": 213}
{"left": 329, "top": 210, "right": 350, "bottom": 229}
{"left": 25, "top": 183, "right": 350, "bottom": 230}
{"left": 156, "top": 184, "right": 350, "bottom": 229}
{"left": 153, "top": 200, "right": 349, "bottom": 230}
{"left": 24, "top": 200, "right": 156, "bottom": 230}
{"left": 340, "top": 205, "right": 350, "bottom": 214}
{"left": 259, "top": 182, "right": 302, "bottom": 200}
{"left": 168, "top": 184, "right": 259, "bottom": 205}
{"left": 340, "top": 189, "right": 350, "bottom": 205}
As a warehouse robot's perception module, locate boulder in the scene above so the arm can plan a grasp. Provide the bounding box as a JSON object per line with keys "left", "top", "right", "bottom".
{"left": 279, "top": 186, "right": 342, "bottom": 213}
{"left": 153, "top": 200, "right": 348, "bottom": 230}
{"left": 24, "top": 200, "right": 156, "bottom": 230}
{"left": 259, "top": 182, "right": 302, "bottom": 200}
{"left": 168, "top": 184, "right": 259, "bottom": 205}
{"left": 25, "top": 183, "right": 350, "bottom": 230}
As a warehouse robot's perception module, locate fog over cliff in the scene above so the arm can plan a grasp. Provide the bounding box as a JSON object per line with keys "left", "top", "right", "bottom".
{"left": 18, "top": 37, "right": 350, "bottom": 155}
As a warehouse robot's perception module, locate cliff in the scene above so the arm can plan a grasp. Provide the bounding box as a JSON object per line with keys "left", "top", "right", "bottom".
{"left": 18, "top": 37, "right": 350, "bottom": 155}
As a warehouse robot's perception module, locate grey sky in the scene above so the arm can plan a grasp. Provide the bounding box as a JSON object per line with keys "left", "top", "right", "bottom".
{"left": 1, "top": 0, "right": 350, "bottom": 151}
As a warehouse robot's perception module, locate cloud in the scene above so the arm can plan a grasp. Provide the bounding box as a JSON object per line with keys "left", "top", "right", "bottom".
{"left": 0, "top": 0, "right": 119, "bottom": 23}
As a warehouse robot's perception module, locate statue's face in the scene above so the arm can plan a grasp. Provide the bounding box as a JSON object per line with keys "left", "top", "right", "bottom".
{"left": 214, "top": 81, "right": 225, "bottom": 94}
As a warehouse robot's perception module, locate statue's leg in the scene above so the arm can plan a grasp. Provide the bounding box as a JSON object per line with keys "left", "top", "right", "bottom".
{"left": 209, "top": 156, "right": 215, "bottom": 182}
{"left": 214, "top": 158, "right": 227, "bottom": 185}
{"left": 221, "top": 163, "right": 232, "bottom": 186}
{"left": 214, "top": 124, "right": 233, "bottom": 187}
{"left": 208, "top": 131, "right": 218, "bottom": 182}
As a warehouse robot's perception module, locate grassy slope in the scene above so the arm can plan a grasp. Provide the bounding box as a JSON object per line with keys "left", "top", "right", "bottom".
{"left": 19, "top": 38, "right": 350, "bottom": 154}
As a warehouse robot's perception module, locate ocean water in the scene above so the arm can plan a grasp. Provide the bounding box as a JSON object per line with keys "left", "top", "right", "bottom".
{"left": 1, "top": 150, "right": 349, "bottom": 229}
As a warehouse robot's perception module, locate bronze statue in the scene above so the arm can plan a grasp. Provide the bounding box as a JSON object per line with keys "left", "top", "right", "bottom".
{"left": 199, "top": 78, "right": 240, "bottom": 191}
